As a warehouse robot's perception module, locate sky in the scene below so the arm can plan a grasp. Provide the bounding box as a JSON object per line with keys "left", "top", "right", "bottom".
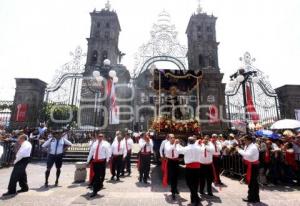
{"left": 0, "top": 0, "right": 299, "bottom": 100}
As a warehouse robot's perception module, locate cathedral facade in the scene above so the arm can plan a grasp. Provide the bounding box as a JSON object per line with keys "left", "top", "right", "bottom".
{"left": 79, "top": 3, "right": 227, "bottom": 135}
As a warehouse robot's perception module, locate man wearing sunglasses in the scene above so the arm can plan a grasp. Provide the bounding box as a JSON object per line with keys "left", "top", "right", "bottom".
{"left": 42, "top": 128, "right": 72, "bottom": 187}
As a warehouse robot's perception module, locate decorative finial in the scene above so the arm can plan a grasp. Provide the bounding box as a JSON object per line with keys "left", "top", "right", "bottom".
{"left": 196, "top": 0, "right": 203, "bottom": 14}
{"left": 105, "top": 0, "right": 111, "bottom": 10}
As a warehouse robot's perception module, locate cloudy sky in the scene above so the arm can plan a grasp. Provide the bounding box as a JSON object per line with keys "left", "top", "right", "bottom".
{"left": 0, "top": 0, "right": 299, "bottom": 100}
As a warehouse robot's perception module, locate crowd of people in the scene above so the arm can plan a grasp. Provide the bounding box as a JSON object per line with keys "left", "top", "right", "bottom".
{"left": 1, "top": 125, "right": 300, "bottom": 205}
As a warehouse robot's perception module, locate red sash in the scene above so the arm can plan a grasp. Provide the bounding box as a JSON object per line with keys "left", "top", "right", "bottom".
{"left": 265, "top": 150, "right": 271, "bottom": 163}
{"left": 244, "top": 160, "right": 259, "bottom": 184}
{"left": 89, "top": 161, "right": 94, "bottom": 184}
{"left": 162, "top": 159, "right": 168, "bottom": 188}
{"left": 186, "top": 162, "right": 201, "bottom": 169}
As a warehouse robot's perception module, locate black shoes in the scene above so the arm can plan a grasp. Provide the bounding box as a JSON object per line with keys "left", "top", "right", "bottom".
{"left": 55, "top": 181, "right": 58, "bottom": 187}
{"left": 2, "top": 191, "right": 17, "bottom": 197}
{"left": 111, "top": 176, "right": 115, "bottom": 181}
{"left": 171, "top": 193, "right": 176, "bottom": 200}
{"left": 90, "top": 192, "right": 97, "bottom": 198}
{"left": 138, "top": 177, "right": 142, "bottom": 182}
{"left": 44, "top": 182, "right": 49, "bottom": 188}
{"left": 17, "top": 188, "right": 28, "bottom": 193}
{"left": 242, "top": 198, "right": 260, "bottom": 203}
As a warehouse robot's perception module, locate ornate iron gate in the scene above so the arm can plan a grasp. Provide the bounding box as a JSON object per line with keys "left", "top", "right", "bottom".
{"left": 226, "top": 52, "right": 280, "bottom": 130}
{"left": 0, "top": 100, "right": 13, "bottom": 128}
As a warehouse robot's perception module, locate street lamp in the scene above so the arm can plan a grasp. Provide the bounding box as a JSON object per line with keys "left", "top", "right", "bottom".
{"left": 229, "top": 68, "right": 257, "bottom": 134}
{"left": 87, "top": 59, "right": 118, "bottom": 131}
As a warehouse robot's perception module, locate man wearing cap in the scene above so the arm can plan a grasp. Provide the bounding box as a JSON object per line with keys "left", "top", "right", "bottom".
{"left": 87, "top": 133, "right": 111, "bottom": 198}
{"left": 110, "top": 133, "right": 127, "bottom": 181}
{"left": 176, "top": 136, "right": 202, "bottom": 205}
{"left": 211, "top": 134, "right": 223, "bottom": 185}
{"left": 138, "top": 132, "right": 153, "bottom": 184}
{"left": 237, "top": 135, "right": 260, "bottom": 203}
{"left": 122, "top": 132, "right": 134, "bottom": 176}
{"left": 2, "top": 134, "right": 32, "bottom": 196}
{"left": 199, "top": 135, "right": 216, "bottom": 196}
{"left": 42, "top": 128, "right": 72, "bottom": 187}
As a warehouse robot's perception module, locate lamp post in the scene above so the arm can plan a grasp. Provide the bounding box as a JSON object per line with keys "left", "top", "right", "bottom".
{"left": 228, "top": 68, "right": 257, "bottom": 134}
{"left": 87, "top": 59, "right": 118, "bottom": 132}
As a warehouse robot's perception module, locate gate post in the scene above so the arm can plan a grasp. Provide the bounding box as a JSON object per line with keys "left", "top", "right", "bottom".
{"left": 10, "top": 78, "right": 47, "bottom": 129}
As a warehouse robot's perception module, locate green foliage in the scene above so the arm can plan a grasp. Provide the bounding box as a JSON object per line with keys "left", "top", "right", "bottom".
{"left": 39, "top": 102, "right": 78, "bottom": 128}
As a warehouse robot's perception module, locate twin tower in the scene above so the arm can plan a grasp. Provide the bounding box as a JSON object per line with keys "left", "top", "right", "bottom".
{"left": 81, "top": 5, "right": 226, "bottom": 134}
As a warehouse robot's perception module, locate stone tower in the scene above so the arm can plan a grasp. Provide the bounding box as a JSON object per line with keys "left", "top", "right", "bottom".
{"left": 85, "top": 6, "right": 121, "bottom": 70}
{"left": 186, "top": 6, "right": 227, "bottom": 134}
{"left": 79, "top": 2, "right": 131, "bottom": 135}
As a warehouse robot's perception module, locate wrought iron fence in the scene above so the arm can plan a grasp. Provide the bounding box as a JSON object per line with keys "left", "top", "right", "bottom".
{"left": 0, "top": 100, "right": 13, "bottom": 128}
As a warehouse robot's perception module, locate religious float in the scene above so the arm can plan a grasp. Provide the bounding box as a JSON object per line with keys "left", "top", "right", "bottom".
{"left": 150, "top": 68, "right": 203, "bottom": 140}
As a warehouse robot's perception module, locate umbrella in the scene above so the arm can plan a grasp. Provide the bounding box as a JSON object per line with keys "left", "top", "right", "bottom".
{"left": 270, "top": 119, "right": 300, "bottom": 130}
{"left": 255, "top": 130, "right": 281, "bottom": 139}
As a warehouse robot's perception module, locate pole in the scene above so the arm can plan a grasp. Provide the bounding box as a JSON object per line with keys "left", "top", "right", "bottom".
{"left": 71, "top": 78, "right": 77, "bottom": 106}
{"left": 242, "top": 82, "right": 249, "bottom": 134}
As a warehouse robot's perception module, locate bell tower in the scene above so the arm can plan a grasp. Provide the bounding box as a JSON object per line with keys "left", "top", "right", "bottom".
{"left": 186, "top": 4, "right": 219, "bottom": 72}
{"left": 85, "top": 1, "right": 121, "bottom": 71}
{"left": 186, "top": 3, "right": 227, "bottom": 133}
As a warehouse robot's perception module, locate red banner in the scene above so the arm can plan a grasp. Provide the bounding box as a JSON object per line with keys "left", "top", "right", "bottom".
{"left": 209, "top": 105, "right": 220, "bottom": 123}
{"left": 246, "top": 84, "right": 259, "bottom": 123}
{"left": 16, "top": 104, "right": 28, "bottom": 122}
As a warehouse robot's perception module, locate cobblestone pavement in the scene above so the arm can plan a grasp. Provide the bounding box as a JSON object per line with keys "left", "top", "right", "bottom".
{"left": 0, "top": 163, "right": 299, "bottom": 206}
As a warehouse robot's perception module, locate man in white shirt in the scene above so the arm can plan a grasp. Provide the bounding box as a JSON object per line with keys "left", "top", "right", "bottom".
{"left": 110, "top": 133, "right": 127, "bottom": 181}
{"left": 87, "top": 133, "right": 111, "bottom": 198}
{"left": 163, "top": 134, "right": 180, "bottom": 200}
{"left": 237, "top": 135, "right": 260, "bottom": 203}
{"left": 138, "top": 132, "right": 153, "bottom": 184}
{"left": 2, "top": 134, "right": 32, "bottom": 196}
{"left": 122, "top": 132, "right": 134, "bottom": 176}
{"left": 199, "top": 135, "right": 216, "bottom": 196}
{"left": 211, "top": 134, "right": 224, "bottom": 185}
{"left": 42, "top": 129, "right": 72, "bottom": 187}
{"left": 176, "top": 136, "right": 202, "bottom": 205}
{"left": 159, "top": 134, "right": 169, "bottom": 159}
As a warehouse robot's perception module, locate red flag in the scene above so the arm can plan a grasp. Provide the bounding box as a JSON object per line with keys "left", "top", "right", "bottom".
{"left": 209, "top": 105, "right": 219, "bottom": 123}
{"left": 245, "top": 84, "right": 259, "bottom": 123}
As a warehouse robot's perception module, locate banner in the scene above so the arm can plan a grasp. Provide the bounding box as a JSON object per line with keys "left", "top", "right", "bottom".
{"left": 107, "top": 79, "right": 119, "bottom": 125}
{"left": 16, "top": 104, "right": 28, "bottom": 122}
{"left": 246, "top": 84, "right": 259, "bottom": 123}
{"left": 209, "top": 105, "right": 219, "bottom": 123}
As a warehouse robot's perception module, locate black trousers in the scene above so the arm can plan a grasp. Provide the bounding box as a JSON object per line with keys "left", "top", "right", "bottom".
{"left": 47, "top": 154, "right": 63, "bottom": 169}
{"left": 111, "top": 155, "right": 123, "bottom": 178}
{"left": 167, "top": 159, "right": 179, "bottom": 194}
{"left": 213, "top": 156, "right": 221, "bottom": 184}
{"left": 199, "top": 164, "right": 213, "bottom": 195}
{"left": 92, "top": 161, "right": 106, "bottom": 193}
{"left": 8, "top": 157, "right": 30, "bottom": 193}
{"left": 185, "top": 168, "right": 200, "bottom": 204}
{"left": 248, "top": 164, "right": 260, "bottom": 202}
{"left": 139, "top": 154, "right": 151, "bottom": 181}
{"left": 125, "top": 152, "right": 131, "bottom": 173}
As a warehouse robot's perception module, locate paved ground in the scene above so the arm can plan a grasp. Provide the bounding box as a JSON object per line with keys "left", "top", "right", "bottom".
{"left": 0, "top": 163, "right": 299, "bottom": 206}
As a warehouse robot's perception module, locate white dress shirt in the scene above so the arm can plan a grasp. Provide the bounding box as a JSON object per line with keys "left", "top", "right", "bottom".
{"left": 176, "top": 143, "right": 201, "bottom": 164}
{"left": 111, "top": 140, "right": 127, "bottom": 158}
{"left": 159, "top": 139, "right": 168, "bottom": 157}
{"left": 238, "top": 143, "right": 259, "bottom": 162}
{"left": 124, "top": 138, "right": 134, "bottom": 152}
{"left": 42, "top": 137, "right": 72, "bottom": 155}
{"left": 199, "top": 143, "right": 215, "bottom": 164}
{"left": 87, "top": 140, "right": 111, "bottom": 162}
{"left": 211, "top": 141, "right": 222, "bottom": 156}
{"left": 139, "top": 138, "right": 153, "bottom": 153}
{"left": 164, "top": 141, "right": 179, "bottom": 159}
{"left": 14, "top": 141, "right": 32, "bottom": 164}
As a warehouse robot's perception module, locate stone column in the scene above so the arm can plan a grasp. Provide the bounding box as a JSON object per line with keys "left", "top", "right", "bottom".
{"left": 10, "top": 78, "right": 47, "bottom": 129}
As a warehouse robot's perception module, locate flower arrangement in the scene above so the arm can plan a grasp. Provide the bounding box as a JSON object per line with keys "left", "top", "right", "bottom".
{"left": 151, "top": 117, "right": 200, "bottom": 134}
